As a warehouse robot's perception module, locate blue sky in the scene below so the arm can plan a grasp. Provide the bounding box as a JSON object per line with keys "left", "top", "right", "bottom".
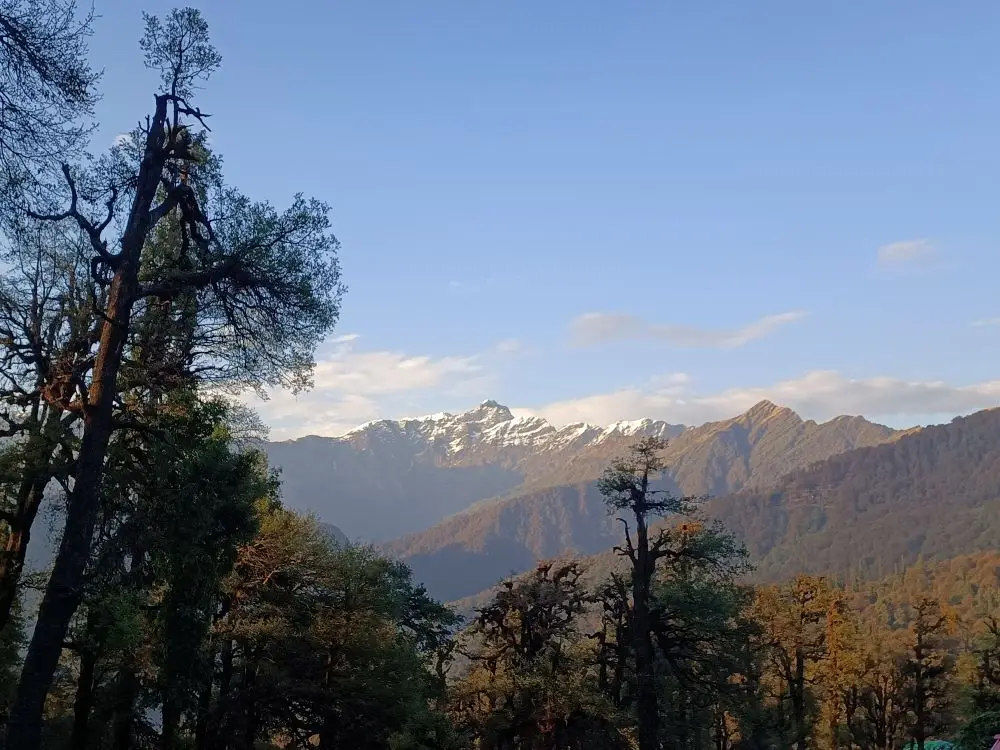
{"left": 87, "top": 1, "right": 1000, "bottom": 437}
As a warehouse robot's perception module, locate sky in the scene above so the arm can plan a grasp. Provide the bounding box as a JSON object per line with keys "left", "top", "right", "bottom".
{"left": 85, "top": 1, "right": 1000, "bottom": 439}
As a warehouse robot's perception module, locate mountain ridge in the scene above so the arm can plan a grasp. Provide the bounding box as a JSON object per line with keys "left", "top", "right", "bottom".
{"left": 264, "top": 399, "right": 899, "bottom": 542}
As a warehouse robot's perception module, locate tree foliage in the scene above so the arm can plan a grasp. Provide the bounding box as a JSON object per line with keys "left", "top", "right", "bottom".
{"left": 0, "top": 0, "right": 99, "bottom": 183}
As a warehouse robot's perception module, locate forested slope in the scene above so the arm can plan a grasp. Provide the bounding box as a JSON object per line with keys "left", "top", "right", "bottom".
{"left": 714, "top": 407, "right": 1000, "bottom": 583}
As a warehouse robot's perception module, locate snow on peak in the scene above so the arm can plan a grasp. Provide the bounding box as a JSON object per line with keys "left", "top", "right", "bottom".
{"left": 483, "top": 415, "right": 555, "bottom": 446}
{"left": 339, "top": 401, "right": 685, "bottom": 454}
{"left": 595, "top": 418, "right": 680, "bottom": 443}
{"left": 607, "top": 418, "right": 655, "bottom": 434}
{"left": 459, "top": 400, "right": 514, "bottom": 427}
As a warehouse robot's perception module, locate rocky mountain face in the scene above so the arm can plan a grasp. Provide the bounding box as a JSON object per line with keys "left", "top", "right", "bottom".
{"left": 263, "top": 398, "right": 900, "bottom": 600}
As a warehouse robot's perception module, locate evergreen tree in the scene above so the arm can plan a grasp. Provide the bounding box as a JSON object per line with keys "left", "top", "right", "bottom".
{"left": 901, "top": 598, "right": 955, "bottom": 750}
{"left": 452, "top": 561, "right": 626, "bottom": 750}
{"left": 754, "top": 575, "right": 836, "bottom": 748}
{"left": 598, "top": 436, "right": 700, "bottom": 750}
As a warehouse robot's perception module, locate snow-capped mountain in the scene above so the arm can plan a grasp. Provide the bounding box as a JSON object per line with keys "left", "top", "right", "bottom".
{"left": 263, "top": 399, "right": 897, "bottom": 545}
{"left": 339, "top": 400, "right": 684, "bottom": 457}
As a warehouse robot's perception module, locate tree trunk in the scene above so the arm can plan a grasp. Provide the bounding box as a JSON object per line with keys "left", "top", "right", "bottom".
{"left": 913, "top": 639, "right": 926, "bottom": 750}
{"left": 0, "top": 406, "right": 66, "bottom": 632}
{"left": 161, "top": 696, "right": 181, "bottom": 749}
{"left": 674, "top": 694, "right": 689, "bottom": 750}
{"left": 633, "top": 509, "right": 659, "bottom": 750}
{"left": 111, "top": 668, "right": 141, "bottom": 750}
{"left": 0, "top": 480, "right": 44, "bottom": 630}
{"left": 2, "top": 89, "right": 168, "bottom": 750}
{"left": 194, "top": 671, "right": 214, "bottom": 750}
{"left": 792, "top": 649, "right": 808, "bottom": 749}
{"left": 239, "top": 655, "right": 259, "bottom": 750}
{"left": 69, "top": 649, "right": 97, "bottom": 750}
{"left": 318, "top": 713, "right": 336, "bottom": 748}
{"left": 214, "top": 638, "right": 234, "bottom": 747}
{"left": 6, "top": 423, "right": 118, "bottom": 749}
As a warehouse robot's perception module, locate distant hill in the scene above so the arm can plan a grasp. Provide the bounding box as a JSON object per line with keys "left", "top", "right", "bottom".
{"left": 451, "top": 407, "right": 1000, "bottom": 613}
{"left": 383, "top": 401, "right": 899, "bottom": 601}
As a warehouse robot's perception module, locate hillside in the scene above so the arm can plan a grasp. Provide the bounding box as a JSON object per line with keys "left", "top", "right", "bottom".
{"left": 714, "top": 406, "right": 1000, "bottom": 583}
{"left": 453, "top": 547, "right": 1000, "bottom": 628}
{"left": 451, "top": 407, "right": 1000, "bottom": 613}
{"left": 385, "top": 401, "right": 899, "bottom": 601}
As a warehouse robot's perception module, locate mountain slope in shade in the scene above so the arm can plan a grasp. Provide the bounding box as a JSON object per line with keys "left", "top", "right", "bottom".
{"left": 387, "top": 484, "right": 613, "bottom": 603}
{"left": 385, "top": 403, "right": 900, "bottom": 601}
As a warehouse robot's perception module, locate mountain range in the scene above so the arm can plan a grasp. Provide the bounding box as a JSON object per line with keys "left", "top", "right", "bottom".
{"left": 263, "top": 399, "right": 908, "bottom": 601}
{"left": 263, "top": 399, "right": 899, "bottom": 542}
{"left": 264, "top": 400, "right": 680, "bottom": 541}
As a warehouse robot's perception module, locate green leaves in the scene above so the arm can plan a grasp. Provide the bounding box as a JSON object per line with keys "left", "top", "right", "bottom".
{"left": 188, "top": 189, "right": 345, "bottom": 393}
{"left": 140, "top": 8, "right": 221, "bottom": 98}
{"left": 208, "top": 505, "right": 458, "bottom": 747}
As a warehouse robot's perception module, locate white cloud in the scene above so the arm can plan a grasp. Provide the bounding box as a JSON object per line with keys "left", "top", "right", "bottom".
{"left": 520, "top": 371, "right": 1000, "bottom": 428}
{"left": 972, "top": 318, "right": 1000, "bottom": 327}
{"left": 877, "top": 239, "right": 935, "bottom": 265}
{"left": 241, "top": 334, "right": 494, "bottom": 439}
{"left": 309, "top": 349, "right": 480, "bottom": 396}
{"left": 570, "top": 310, "right": 807, "bottom": 348}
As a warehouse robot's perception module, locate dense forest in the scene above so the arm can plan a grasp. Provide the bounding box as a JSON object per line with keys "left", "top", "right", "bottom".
{"left": 0, "top": 3, "right": 997, "bottom": 750}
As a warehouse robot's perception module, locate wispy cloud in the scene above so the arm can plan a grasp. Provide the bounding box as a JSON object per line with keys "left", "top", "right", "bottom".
{"left": 241, "top": 336, "right": 479, "bottom": 439}
{"left": 493, "top": 338, "right": 525, "bottom": 355}
{"left": 518, "top": 371, "right": 1000, "bottom": 428}
{"left": 877, "top": 239, "right": 935, "bottom": 265}
{"left": 972, "top": 318, "right": 1000, "bottom": 327}
{"left": 569, "top": 310, "right": 807, "bottom": 349}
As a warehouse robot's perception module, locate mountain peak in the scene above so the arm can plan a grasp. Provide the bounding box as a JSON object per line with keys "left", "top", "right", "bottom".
{"left": 463, "top": 400, "right": 513, "bottom": 421}
{"left": 743, "top": 399, "right": 795, "bottom": 421}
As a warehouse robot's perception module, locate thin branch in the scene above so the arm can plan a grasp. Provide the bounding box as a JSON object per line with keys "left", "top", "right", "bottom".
{"left": 167, "top": 94, "right": 212, "bottom": 132}
{"left": 614, "top": 517, "right": 637, "bottom": 564}
{"left": 26, "top": 164, "right": 121, "bottom": 270}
